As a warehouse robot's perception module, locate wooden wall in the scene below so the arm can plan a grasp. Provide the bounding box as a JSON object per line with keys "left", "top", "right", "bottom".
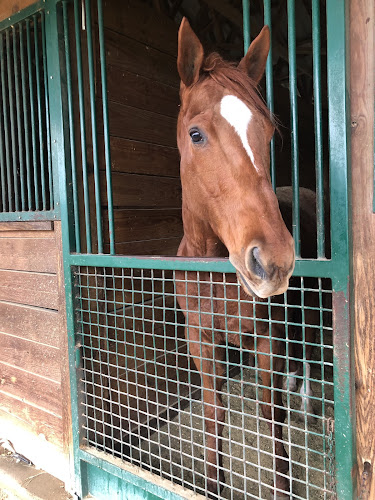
{"left": 351, "top": 0, "right": 375, "bottom": 498}
{"left": 0, "top": 0, "right": 37, "bottom": 22}
{"left": 0, "top": 221, "right": 71, "bottom": 484}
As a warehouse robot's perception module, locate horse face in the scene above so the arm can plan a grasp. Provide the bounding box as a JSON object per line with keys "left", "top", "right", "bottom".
{"left": 177, "top": 19, "right": 295, "bottom": 298}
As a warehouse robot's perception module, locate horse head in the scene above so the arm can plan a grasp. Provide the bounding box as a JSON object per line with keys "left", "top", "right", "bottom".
{"left": 177, "top": 18, "right": 295, "bottom": 298}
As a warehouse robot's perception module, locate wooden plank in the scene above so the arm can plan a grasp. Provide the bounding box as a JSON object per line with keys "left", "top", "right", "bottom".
{"left": 0, "top": 302, "right": 60, "bottom": 346}
{"left": 0, "top": 333, "right": 60, "bottom": 382}
{"left": 98, "top": 172, "right": 181, "bottom": 209}
{"left": 95, "top": 136, "right": 179, "bottom": 177}
{"left": 103, "top": 209, "right": 183, "bottom": 244}
{"left": 0, "top": 361, "right": 62, "bottom": 417}
{"left": 0, "top": 237, "right": 57, "bottom": 272}
{"left": 0, "top": 230, "right": 56, "bottom": 238}
{"left": 97, "top": 99, "right": 177, "bottom": 147}
{"left": 0, "top": 392, "right": 63, "bottom": 448}
{"left": 0, "top": 270, "right": 59, "bottom": 309}
{"left": 0, "top": 0, "right": 38, "bottom": 22}
{"left": 102, "top": 0, "right": 178, "bottom": 57}
{"left": 351, "top": 0, "right": 375, "bottom": 497}
{"left": 104, "top": 28, "right": 179, "bottom": 88}
{"left": 112, "top": 237, "right": 181, "bottom": 256}
{"left": 0, "top": 221, "right": 53, "bottom": 231}
{"left": 104, "top": 65, "right": 179, "bottom": 118}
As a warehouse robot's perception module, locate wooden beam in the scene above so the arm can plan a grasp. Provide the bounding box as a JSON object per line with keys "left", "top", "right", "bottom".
{"left": 0, "top": 221, "right": 53, "bottom": 231}
{"left": 350, "top": 0, "right": 375, "bottom": 497}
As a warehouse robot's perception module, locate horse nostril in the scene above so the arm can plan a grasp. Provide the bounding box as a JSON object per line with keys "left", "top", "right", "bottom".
{"left": 249, "top": 247, "right": 267, "bottom": 280}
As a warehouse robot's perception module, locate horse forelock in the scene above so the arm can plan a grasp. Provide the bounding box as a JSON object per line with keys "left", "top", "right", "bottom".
{"left": 196, "top": 53, "right": 277, "bottom": 131}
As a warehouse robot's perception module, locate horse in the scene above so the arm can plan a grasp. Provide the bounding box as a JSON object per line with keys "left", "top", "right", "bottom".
{"left": 174, "top": 18, "right": 298, "bottom": 499}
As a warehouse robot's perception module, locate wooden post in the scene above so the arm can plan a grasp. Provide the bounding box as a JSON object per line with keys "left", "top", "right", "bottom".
{"left": 350, "top": 0, "right": 375, "bottom": 498}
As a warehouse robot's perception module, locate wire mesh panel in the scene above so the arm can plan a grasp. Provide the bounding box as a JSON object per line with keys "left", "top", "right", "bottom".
{"left": 0, "top": 7, "right": 54, "bottom": 218}
{"left": 75, "top": 266, "right": 335, "bottom": 499}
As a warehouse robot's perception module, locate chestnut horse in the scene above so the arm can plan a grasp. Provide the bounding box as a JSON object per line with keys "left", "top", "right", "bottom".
{"left": 175, "top": 19, "right": 297, "bottom": 498}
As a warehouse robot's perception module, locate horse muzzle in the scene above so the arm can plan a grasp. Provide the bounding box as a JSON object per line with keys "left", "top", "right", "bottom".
{"left": 230, "top": 244, "right": 295, "bottom": 299}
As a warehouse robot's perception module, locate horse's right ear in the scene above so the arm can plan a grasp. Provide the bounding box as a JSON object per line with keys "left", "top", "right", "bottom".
{"left": 177, "top": 18, "right": 204, "bottom": 87}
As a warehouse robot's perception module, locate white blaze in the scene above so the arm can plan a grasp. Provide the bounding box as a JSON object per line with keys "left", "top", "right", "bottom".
{"left": 220, "top": 94, "right": 259, "bottom": 171}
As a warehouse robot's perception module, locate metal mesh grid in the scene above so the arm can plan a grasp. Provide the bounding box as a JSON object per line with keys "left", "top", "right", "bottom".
{"left": 75, "top": 266, "right": 335, "bottom": 499}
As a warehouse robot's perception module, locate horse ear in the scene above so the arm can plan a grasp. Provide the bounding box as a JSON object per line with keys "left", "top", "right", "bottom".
{"left": 177, "top": 18, "right": 204, "bottom": 87}
{"left": 238, "top": 26, "right": 270, "bottom": 84}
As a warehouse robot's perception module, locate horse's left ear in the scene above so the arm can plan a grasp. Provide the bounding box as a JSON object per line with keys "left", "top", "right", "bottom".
{"left": 238, "top": 26, "right": 270, "bottom": 84}
{"left": 177, "top": 17, "right": 204, "bottom": 87}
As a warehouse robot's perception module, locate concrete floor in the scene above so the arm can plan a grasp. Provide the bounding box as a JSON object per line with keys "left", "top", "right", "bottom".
{"left": 0, "top": 445, "right": 72, "bottom": 500}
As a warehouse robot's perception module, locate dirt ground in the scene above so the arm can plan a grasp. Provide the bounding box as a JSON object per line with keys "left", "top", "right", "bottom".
{"left": 137, "top": 362, "right": 335, "bottom": 500}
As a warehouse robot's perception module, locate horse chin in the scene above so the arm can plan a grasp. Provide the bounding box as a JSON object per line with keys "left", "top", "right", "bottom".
{"left": 237, "top": 270, "right": 288, "bottom": 299}
{"left": 236, "top": 271, "right": 260, "bottom": 298}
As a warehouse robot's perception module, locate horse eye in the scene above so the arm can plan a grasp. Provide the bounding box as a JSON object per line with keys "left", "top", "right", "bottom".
{"left": 189, "top": 128, "right": 205, "bottom": 144}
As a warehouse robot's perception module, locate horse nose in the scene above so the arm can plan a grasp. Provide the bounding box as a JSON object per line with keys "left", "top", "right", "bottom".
{"left": 247, "top": 246, "right": 268, "bottom": 280}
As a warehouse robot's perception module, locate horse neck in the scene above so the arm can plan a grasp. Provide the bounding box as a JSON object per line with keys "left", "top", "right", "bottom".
{"left": 178, "top": 204, "right": 228, "bottom": 258}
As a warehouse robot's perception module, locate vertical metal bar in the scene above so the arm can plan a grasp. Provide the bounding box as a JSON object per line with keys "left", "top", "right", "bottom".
{"left": 41, "top": 11, "right": 53, "bottom": 210}
{"left": 6, "top": 29, "right": 20, "bottom": 211}
{"left": 13, "top": 24, "right": 26, "bottom": 211}
{"left": 26, "top": 18, "right": 39, "bottom": 210}
{"left": 264, "top": 0, "right": 276, "bottom": 190}
{"left": 326, "top": 0, "right": 355, "bottom": 497}
{"left": 1, "top": 33, "right": 13, "bottom": 211}
{"left": 85, "top": 0, "right": 103, "bottom": 254}
{"left": 74, "top": 0, "right": 92, "bottom": 253}
{"left": 242, "top": 0, "right": 250, "bottom": 53}
{"left": 287, "top": 0, "right": 301, "bottom": 257}
{"left": 63, "top": 1, "right": 81, "bottom": 253}
{"left": 44, "top": 0, "right": 82, "bottom": 492}
{"left": 97, "top": 0, "right": 115, "bottom": 255}
{"left": 20, "top": 22, "right": 32, "bottom": 210}
{"left": 34, "top": 14, "right": 47, "bottom": 210}
{"left": 312, "top": 0, "right": 325, "bottom": 258}
{"left": 0, "top": 34, "right": 7, "bottom": 211}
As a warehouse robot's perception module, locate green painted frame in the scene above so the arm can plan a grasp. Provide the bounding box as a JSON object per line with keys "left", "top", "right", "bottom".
{"left": 0, "top": 0, "right": 60, "bottom": 221}
{"left": 40, "top": 0, "right": 356, "bottom": 497}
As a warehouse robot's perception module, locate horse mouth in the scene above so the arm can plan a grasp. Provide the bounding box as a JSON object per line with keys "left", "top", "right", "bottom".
{"left": 237, "top": 271, "right": 258, "bottom": 298}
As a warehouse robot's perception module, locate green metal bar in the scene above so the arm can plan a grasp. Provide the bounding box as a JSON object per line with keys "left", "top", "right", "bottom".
{"left": 0, "top": 210, "right": 56, "bottom": 222}
{"left": 43, "top": 0, "right": 81, "bottom": 495}
{"left": 242, "top": 0, "right": 250, "bottom": 53}
{"left": 287, "top": 0, "right": 301, "bottom": 257}
{"left": 63, "top": 0, "right": 81, "bottom": 253}
{"left": 326, "top": 0, "right": 356, "bottom": 497}
{"left": 41, "top": 11, "right": 53, "bottom": 210}
{"left": 74, "top": 0, "right": 91, "bottom": 253}
{"left": 264, "top": 0, "right": 276, "bottom": 190}
{"left": 19, "top": 22, "right": 32, "bottom": 210}
{"left": 85, "top": 0, "right": 103, "bottom": 254}
{"left": 13, "top": 25, "right": 26, "bottom": 211}
{"left": 67, "top": 252, "right": 335, "bottom": 277}
{"left": 34, "top": 13, "right": 47, "bottom": 210}
{"left": 0, "top": 34, "right": 7, "bottom": 211}
{"left": 312, "top": 0, "right": 325, "bottom": 258}
{"left": 1, "top": 33, "right": 13, "bottom": 211}
{"left": 97, "top": 0, "right": 115, "bottom": 255}
{"left": 6, "top": 29, "right": 20, "bottom": 211}
{"left": 26, "top": 18, "right": 39, "bottom": 210}
{"left": 80, "top": 452, "right": 187, "bottom": 500}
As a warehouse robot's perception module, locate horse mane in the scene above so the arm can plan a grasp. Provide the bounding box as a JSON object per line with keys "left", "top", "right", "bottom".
{"left": 199, "top": 52, "right": 278, "bottom": 130}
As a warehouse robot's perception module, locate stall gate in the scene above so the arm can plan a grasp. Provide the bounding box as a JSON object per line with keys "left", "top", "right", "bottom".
{"left": 0, "top": 0, "right": 355, "bottom": 499}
